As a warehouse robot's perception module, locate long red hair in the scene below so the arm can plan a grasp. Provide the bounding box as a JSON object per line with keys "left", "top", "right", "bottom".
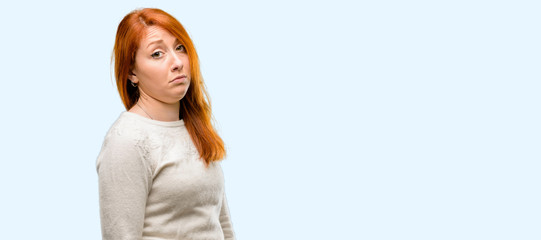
{"left": 113, "top": 8, "right": 225, "bottom": 166}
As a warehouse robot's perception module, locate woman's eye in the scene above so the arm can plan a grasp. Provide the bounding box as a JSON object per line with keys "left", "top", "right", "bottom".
{"left": 176, "top": 45, "right": 186, "bottom": 52}
{"left": 151, "top": 51, "right": 163, "bottom": 58}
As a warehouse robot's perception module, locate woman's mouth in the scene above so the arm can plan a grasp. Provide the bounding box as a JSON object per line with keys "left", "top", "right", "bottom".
{"left": 170, "top": 75, "right": 187, "bottom": 84}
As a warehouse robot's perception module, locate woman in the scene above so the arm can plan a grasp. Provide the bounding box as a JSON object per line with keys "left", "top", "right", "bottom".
{"left": 96, "top": 8, "right": 236, "bottom": 240}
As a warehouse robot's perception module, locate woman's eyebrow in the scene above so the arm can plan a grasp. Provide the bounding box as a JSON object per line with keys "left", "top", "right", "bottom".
{"left": 146, "top": 39, "right": 164, "bottom": 48}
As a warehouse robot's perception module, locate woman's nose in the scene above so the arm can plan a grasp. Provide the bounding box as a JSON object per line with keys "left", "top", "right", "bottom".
{"left": 171, "top": 53, "right": 184, "bottom": 72}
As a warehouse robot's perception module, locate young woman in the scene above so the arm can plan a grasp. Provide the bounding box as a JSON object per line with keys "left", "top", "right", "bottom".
{"left": 96, "top": 8, "right": 236, "bottom": 240}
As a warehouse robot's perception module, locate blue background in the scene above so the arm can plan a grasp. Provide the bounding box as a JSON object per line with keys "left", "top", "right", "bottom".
{"left": 0, "top": 0, "right": 539, "bottom": 239}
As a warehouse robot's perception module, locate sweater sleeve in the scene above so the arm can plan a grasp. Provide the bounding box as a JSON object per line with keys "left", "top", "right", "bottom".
{"left": 96, "top": 131, "right": 152, "bottom": 240}
{"left": 220, "top": 190, "right": 236, "bottom": 240}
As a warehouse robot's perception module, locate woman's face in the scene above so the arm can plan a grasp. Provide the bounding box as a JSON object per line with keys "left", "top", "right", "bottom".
{"left": 129, "top": 26, "right": 191, "bottom": 104}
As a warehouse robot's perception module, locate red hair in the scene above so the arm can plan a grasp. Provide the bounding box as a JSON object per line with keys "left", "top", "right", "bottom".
{"left": 113, "top": 8, "right": 225, "bottom": 166}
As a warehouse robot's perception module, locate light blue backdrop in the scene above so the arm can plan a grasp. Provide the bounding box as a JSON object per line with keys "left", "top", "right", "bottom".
{"left": 0, "top": 0, "right": 539, "bottom": 239}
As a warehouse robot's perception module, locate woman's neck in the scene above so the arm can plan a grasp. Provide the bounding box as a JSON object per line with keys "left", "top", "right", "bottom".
{"left": 129, "top": 93, "right": 181, "bottom": 122}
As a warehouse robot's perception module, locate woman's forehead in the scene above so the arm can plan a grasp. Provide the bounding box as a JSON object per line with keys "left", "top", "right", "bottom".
{"left": 141, "top": 26, "right": 179, "bottom": 46}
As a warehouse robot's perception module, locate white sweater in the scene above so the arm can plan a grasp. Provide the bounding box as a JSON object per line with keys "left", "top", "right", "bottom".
{"left": 96, "top": 112, "right": 235, "bottom": 240}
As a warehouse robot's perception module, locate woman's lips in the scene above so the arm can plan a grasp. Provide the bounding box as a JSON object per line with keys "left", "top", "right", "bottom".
{"left": 170, "top": 75, "right": 187, "bottom": 84}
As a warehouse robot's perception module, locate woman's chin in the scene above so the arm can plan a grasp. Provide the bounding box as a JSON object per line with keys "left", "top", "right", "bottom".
{"left": 167, "top": 92, "right": 188, "bottom": 103}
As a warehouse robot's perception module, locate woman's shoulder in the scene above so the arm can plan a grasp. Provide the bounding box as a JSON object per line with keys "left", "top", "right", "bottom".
{"left": 100, "top": 111, "right": 186, "bottom": 154}
{"left": 96, "top": 112, "right": 158, "bottom": 175}
{"left": 96, "top": 112, "right": 149, "bottom": 171}
{"left": 102, "top": 112, "right": 149, "bottom": 146}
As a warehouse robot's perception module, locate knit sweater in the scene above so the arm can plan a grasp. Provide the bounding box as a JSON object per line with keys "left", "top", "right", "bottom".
{"left": 96, "top": 111, "right": 235, "bottom": 240}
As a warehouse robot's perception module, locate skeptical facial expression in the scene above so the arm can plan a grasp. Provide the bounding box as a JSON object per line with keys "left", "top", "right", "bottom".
{"left": 129, "top": 26, "right": 191, "bottom": 104}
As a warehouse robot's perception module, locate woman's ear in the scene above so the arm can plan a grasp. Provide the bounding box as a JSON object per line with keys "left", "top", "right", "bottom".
{"left": 128, "top": 70, "right": 139, "bottom": 83}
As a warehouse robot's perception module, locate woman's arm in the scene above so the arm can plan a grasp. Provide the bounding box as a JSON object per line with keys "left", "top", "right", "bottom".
{"left": 219, "top": 191, "right": 236, "bottom": 240}
{"left": 96, "top": 131, "right": 152, "bottom": 240}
